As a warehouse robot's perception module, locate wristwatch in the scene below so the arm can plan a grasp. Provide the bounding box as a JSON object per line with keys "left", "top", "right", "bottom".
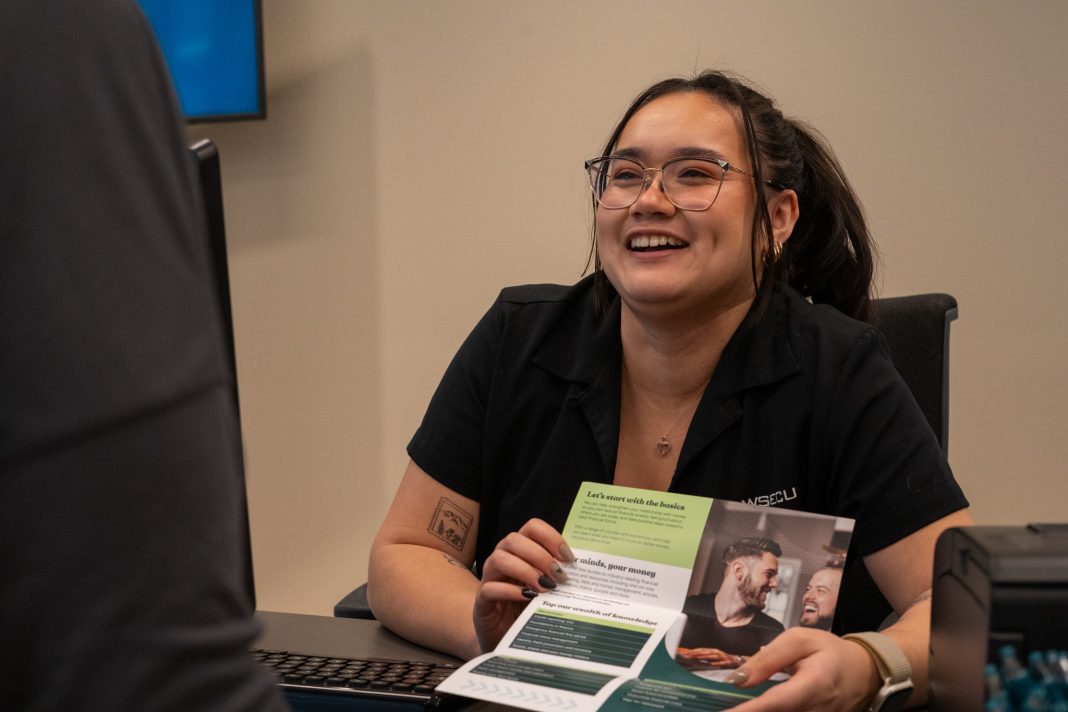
{"left": 842, "top": 632, "right": 914, "bottom": 712}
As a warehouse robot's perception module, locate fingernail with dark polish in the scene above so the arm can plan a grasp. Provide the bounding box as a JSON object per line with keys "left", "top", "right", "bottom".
{"left": 724, "top": 668, "right": 749, "bottom": 686}
{"left": 537, "top": 575, "right": 557, "bottom": 589}
{"left": 553, "top": 564, "right": 568, "bottom": 580}
{"left": 559, "top": 543, "right": 576, "bottom": 562}
{"left": 521, "top": 588, "right": 538, "bottom": 599}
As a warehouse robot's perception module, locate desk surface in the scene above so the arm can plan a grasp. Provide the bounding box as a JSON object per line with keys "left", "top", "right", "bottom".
{"left": 255, "top": 611, "right": 462, "bottom": 666}
{"left": 254, "top": 612, "right": 931, "bottom": 712}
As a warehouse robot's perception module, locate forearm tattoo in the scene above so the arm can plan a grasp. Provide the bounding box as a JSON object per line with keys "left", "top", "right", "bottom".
{"left": 427, "top": 497, "right": 473, "bottom": 552}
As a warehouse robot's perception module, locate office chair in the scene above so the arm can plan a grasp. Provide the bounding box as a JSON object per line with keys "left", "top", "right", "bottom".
{"left": 335, "top": 293, "right": 960, "bottom": 622}
{"left": 836, "top": 292, "right": 959, "bottom": 634}
{"left": 335, "top": 581, "right": 375, "bottom": 619}
{"left": 869, "top": 293, "right": 958, "bottom": 452}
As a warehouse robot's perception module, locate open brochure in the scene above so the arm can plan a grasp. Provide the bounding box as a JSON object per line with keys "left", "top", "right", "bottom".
{"left": 436, "top": 482, "right": 854, "bottom": 711}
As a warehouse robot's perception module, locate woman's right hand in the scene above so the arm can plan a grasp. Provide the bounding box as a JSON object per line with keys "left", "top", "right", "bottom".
{"left": 473, "top": 518, "right": 575, "bottom": 653}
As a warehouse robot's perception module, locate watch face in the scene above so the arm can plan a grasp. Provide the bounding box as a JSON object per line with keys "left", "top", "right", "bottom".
{"left": 875, "top": 684, "right": 913, "bottom": 712}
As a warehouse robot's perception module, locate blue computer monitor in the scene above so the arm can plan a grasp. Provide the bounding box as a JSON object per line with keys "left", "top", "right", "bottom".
{"left": 139, "top": 0, "right": 266, "bottom": 123}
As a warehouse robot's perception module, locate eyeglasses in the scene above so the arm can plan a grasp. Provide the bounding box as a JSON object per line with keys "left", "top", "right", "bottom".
{"left": 584, "top": 155, "right": 784, "bottom": 211}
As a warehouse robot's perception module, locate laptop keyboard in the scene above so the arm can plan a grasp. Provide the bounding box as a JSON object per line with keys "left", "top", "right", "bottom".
{"left": 253, "top": 648, "right": 460, "bottom": 707}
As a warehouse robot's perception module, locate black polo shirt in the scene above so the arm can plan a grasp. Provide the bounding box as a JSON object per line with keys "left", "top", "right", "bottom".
{"left": 409, "top": 276, "right": 967, "bottom": 630}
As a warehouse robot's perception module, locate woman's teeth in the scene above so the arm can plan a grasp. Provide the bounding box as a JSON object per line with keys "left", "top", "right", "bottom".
{"left": 629, "top": 235, "right": 684, "bottom": 250}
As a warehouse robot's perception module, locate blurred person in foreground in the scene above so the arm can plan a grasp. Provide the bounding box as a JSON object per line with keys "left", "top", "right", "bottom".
{"left": 0, "top": 1, "right": 288, "bottom": 710}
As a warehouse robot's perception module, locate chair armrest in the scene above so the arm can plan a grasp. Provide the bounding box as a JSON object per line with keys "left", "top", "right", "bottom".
{"left": 333, "top": 582, "right": 376, "bottom": 620}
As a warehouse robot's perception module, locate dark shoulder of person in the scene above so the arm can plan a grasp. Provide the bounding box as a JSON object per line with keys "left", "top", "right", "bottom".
{"left": 0, "top": 2, "right": 286, "bottom": 711}
{"left": 494, "top": 275, "right": 616, "bottom": 359}
{"left": 776, "top": 283, "right": 885, "bottom": 356}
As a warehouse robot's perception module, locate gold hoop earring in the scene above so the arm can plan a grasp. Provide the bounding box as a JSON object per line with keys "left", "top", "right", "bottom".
{"left": 763, "top": 241, "right": 783, "bottom": 265}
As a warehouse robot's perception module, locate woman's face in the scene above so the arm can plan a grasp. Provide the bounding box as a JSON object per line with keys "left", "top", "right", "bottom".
{"left": 596, "top": 92, "right": 759, "bottom": 320}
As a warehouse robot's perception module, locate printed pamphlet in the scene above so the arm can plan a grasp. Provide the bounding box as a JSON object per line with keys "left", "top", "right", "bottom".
{"left": 436, "top": 482, "right": 854, "bottom": 711}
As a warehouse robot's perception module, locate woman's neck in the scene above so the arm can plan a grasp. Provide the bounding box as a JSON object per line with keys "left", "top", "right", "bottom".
{"left": 612, "top": 293, "right": 755, "bottom": 492}
{"left": 618, "top": 296, "right": 753, "bottom": 403}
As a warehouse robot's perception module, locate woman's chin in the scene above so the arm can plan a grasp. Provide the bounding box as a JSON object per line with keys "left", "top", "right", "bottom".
{"left": 617, "top": 287, "right": 697, "bottom": 319}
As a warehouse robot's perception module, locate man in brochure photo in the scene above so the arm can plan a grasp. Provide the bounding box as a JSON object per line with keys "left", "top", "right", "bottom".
{"left": 797, "top": 565, "right": 844, "bottom": 632}
{"left": 675, "top": 538, "right": 785, "bottom": 668}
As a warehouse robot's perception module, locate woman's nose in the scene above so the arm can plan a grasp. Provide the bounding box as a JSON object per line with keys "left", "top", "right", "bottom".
{"left": 630, "top": 169, "right": 675, "bottom": 214}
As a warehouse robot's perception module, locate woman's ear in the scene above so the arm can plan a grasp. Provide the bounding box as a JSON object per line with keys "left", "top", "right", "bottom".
{"left": 769, "top": 189, "right": 799, "bottom": 245}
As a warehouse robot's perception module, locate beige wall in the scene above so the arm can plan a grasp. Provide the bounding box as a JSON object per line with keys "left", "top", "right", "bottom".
{"left": 189, "top": 0, "right": 1068, "bottom": 616}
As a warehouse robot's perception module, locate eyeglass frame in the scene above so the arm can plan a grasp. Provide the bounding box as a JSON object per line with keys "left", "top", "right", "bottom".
{"left": 584, "top": 154, "right": 787, "bottom": 212}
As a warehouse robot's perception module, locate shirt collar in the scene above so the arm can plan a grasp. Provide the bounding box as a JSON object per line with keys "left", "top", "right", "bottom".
{"left": 717, "top": 284, "right": 800, "bottom": 394}
{"left": 531, "top": 276, "right": 621, "bottom": 384}
{"left": 532, "top": 278, "right": 799, "bottom": 394}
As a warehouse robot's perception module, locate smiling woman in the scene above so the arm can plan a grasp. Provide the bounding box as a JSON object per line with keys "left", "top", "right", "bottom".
{"left": 594, "top": 93, "right": 779, "bottom": 336}
{"left": 368, "top": 70, "right": 971, "bottom": 712}
{"left": 586, "top": 73, "right": 873, "bottom": 326}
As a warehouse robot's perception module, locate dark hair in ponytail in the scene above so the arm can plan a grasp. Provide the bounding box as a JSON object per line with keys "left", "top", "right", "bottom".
{"left": 587, "top": 70, "right": 875, "bottom": 322}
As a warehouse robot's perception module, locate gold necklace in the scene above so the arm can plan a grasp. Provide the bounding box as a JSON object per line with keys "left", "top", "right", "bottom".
{"left": 623, "top": 363, "right": 708, "bottom": 458}
{"left": 652, "top": 413, "right": 692, "bottom": 457}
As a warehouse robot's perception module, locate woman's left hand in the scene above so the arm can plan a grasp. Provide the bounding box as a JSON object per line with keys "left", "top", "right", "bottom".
{"left": 726, "top": 628, "right": 880, "bottom": 711}
{"left": 472, "top": 518, "right": 571, "bottom": 654}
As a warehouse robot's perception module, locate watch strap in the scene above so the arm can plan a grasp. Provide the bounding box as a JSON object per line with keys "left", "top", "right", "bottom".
{"left": 842, "top": 632, "right": 913, "bottom": 712}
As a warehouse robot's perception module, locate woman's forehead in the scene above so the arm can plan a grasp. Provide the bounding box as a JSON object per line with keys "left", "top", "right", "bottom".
{"left": 615, "top": 92, "right": 745, "bottom": 161}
